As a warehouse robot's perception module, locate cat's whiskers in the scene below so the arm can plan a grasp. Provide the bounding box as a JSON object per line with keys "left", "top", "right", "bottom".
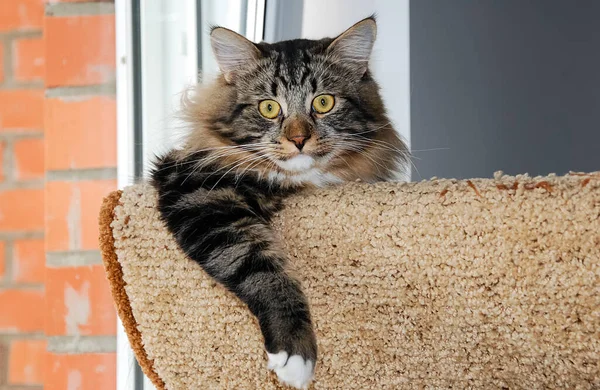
{"left": 181, "top": 142, "right": 276, "bottom": 176}
{"left": 198, "top": 147, "right": 277, "bottom": 184}
{"left": 233, "top": 148, "right": 277, "bottom": 179}
{"left": 204, "top": 152, "right": 273, "bottom": 197}
{"left": 341, "top": 135, "right": 447, "bottom": 179}
{"left": 155, "top": 143, "right": 271, "bottom": 172}
{"left": 338, "top": 137, "right": 421, "bottom": 179}
{"left": 327, "top": 135, "right": 414, "bottom": 179}
{"left": 323, "top": 140, "right": 389, "bottom": 175}
{"left": 180, "top": 148, "right": 261, "bottom": 185}
{"left": 409, "top": 147, "right": 451, "bottom": 153}
{"left": 334, "top": 153, "right": 363, "bottom": 179}
{"left": 348, "top": 122, "right": 393, "bottom": 137}
{"left": 235, "top": 154, "right": 278, "bottom": 188}
{"left": 234, "top": 159, "right": 263, "bottom": 183}
{"left": 195, "top": 148, "right": 259, "bottom": 169}
{"left": 179, "top": 149, "right": 255, "bottom": 174}
{"left": 341, "top": 134, "right": 409, "bottom": 157}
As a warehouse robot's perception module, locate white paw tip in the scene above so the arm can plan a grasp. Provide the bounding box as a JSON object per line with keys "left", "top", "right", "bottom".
{"left": 267, "top": 352, "right": 314, "bottom": 389}
{"left": 267, "top": 351, "right": 289, "bottom": 370}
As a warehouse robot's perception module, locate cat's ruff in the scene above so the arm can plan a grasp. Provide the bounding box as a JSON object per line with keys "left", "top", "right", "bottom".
{"left": 99, "top": 172, "right": 600, "bottom": 389}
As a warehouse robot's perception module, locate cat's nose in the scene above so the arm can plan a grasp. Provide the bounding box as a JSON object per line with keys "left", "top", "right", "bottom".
{"left": 287, "top": 135, "right": 310, "bottom": 150}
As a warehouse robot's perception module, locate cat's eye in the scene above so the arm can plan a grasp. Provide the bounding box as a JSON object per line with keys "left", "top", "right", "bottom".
{"left": 258, "top": 100, "right": 281, "bottom": 119}
{"left": 312, "top": 94, "right": 335, "bottom": 114}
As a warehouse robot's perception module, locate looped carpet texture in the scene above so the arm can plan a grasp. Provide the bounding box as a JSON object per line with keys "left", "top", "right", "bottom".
{"left": 99, "top": 172, "right": 600, "bottom": 389}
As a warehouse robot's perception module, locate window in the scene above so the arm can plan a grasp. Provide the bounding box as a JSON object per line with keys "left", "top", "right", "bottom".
{"left": 116, "top": 1, "right": 271, "bottom": 388}
{"left": 118, "top": 1, "right": 269, "bottom": 187}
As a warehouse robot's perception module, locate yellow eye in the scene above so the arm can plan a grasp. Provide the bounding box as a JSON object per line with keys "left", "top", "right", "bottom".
{"left": 258, "top": 100, "right": 281, "bottom": 119}
{"left": 312, "top": 94, "right": 335, "bottom": 114}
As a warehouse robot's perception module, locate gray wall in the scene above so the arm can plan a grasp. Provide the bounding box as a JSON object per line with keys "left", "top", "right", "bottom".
{"left": 410, "top": 0, "right": 600, "bottom": 180}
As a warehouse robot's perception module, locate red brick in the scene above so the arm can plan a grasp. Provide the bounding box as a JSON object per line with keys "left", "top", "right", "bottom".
{"left": 45, "top": 353, "right": 116, "bottom": 390}
{"left": 0, "top": 241, "right": 5, "bottom": 279}
{"left": 45, "top": 97, "right": 116, "bottom": 170}
{"left": 0, "top": 90, "right": 44, "bottom": 131}
{"left": 14, "top": 239, "right": 45, "bottom": 284}
{"left": 0, "top": 189, "right": 44, "bottom": 232}
{"left": 46, "top": 180, "right": 116, "bottom": 251}
{"left": 45, "top": 15, "right": 116, "bottom": 87}
{"left": 8, "top": 340, "right": 46, "bottom": 385}
{"left": 45, "top": 182, "right": 70, "bottom": 252}
{"left": 14, "top": 37, "right": 45, "bottom": 82}
{"left": 0, "top": 289, "right": 44, "bottom": 332}
{"left": 79, "top": 181, "right": 117, "bottom": 250}
{"left": 14, "top": 138, "right": 44, "bottom": 180}
{"left": 0, "top": 0, "right": 44, "bottom": 32}
{"left": 46, "top": 265, "right": 116, "bottom": 336}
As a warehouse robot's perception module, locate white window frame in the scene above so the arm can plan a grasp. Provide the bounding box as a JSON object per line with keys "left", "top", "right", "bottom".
{"left": 115, "top": 1, "right": 267, "bottom": 388}
{"left": 115, "top": 0, "right": 139, "bottom": 387}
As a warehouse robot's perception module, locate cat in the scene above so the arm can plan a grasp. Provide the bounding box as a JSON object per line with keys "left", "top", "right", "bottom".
{"left": 150, "top": 16, "right": 407, "bottom": 389}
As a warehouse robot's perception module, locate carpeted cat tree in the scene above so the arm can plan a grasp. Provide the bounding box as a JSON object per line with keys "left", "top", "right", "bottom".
{"left": 99, "top": 172, "right": 600, "bottom": 389}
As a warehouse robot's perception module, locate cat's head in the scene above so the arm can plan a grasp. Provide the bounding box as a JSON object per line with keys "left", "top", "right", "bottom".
{"left": 182, "top": 16, "right": 408, "bottom": 186}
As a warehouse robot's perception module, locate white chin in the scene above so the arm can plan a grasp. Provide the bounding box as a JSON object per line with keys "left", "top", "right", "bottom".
{"left": 274, "top": 155, "right": 315, "bottom": 172}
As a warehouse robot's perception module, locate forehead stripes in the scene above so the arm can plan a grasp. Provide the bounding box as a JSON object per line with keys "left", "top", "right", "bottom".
{"left": 264, "top": 44, "right": 321, "bottom": 96}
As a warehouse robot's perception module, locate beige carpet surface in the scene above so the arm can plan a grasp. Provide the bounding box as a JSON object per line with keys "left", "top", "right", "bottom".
{"left": 100, "top": 172, "right": 600, "bottom": 389}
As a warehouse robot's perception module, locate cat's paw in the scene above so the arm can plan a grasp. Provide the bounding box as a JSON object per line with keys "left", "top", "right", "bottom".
{"left": 267, "top": 351, "right": 314, "bottom": 389}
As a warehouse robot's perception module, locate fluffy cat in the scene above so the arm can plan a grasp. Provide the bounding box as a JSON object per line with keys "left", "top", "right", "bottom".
{"left": 151, "top": 16, "right": 407, "bottom": 389}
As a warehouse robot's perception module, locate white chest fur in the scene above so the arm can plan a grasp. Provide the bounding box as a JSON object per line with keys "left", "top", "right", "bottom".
{"left": 268, "top": 168, "right": 343, "bottom": 187}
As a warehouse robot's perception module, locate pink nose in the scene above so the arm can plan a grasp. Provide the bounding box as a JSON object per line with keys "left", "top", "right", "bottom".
{"left": 287, "top": 135, "right": 310, "bottom": 150}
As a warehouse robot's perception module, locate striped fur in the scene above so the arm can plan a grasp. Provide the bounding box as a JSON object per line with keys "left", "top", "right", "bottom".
{"left": 151, "top": 16, "right": 408, "bottom": 389}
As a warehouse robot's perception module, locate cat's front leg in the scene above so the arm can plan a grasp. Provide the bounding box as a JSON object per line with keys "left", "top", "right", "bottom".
{"left": 239, "top": 262, "right": 317, "bottom": 389}
{"left": 155, "top": 184, "right": 316, "bottom": 388}
{"left": 187, "top": 221, "right": 317, "bottom": 388}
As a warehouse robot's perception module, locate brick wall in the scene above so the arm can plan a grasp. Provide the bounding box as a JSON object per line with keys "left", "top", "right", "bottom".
{"left": 1, "top": 1, "right": 48, "bottom": 388}
{"left": 0, "top": 1, "right": 117, "bottom": 389}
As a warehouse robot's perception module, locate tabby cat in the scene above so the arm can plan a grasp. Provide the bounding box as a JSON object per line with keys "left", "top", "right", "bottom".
{"left": 151, "top": 16, "right": 407, "bottom": 389}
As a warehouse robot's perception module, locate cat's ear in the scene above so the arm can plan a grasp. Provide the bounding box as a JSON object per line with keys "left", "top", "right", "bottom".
{"left": 327, "top": 16, "right": 377, "bottom": 76}
{"left": 210, "top": 27, "right": 261, "bottom": 83}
